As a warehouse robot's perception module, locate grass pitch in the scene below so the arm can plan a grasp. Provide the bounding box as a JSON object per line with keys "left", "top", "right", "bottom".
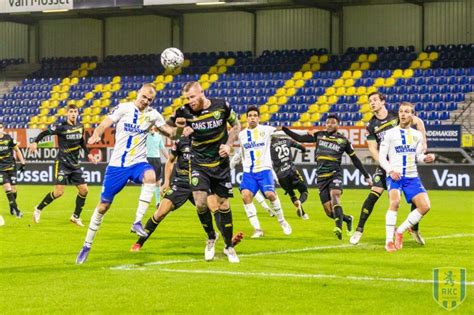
{"left": 0, "top": 186, "right": 473, "bottom": 314}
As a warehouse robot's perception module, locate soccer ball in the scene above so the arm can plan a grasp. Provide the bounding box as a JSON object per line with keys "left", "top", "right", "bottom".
{"left": 161, "top": 47, "right": 184, "bottom": 70}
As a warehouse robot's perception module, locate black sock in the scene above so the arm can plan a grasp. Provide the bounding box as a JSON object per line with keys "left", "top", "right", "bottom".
{"left": 356, "top": 191, "right": 381, "bottom": 232}
{"left": 410, "top": 203, "right": 419, "bottom": 231}
{"left": 333, "top": 205, "right": 343, "bottom": 229}
{"left": 214, "top": 209, "right": 233, "bottom": 248}
{"left": 299, "top": 191, "right": 308, "bottom": 204}
{"left": 137, "top": 216, "right": 161, "bottom": 246}
{"left": 74, "top": 193, "right": 87, "bottom": 218}
{"left": 38, "top": 192, "right": 56, "bottom": 210}
{"left": 197, "top": 209, "right": 216, "bottom": 240}
{"left": 343, "top": 215, "right": 352, "bottom": 224}
{"left": 6, "top": 190, "right": 18, "bottom": 210}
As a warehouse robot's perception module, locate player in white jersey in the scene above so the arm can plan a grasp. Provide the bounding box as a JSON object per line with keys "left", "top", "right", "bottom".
{"left": 76, "top": 84, "right": 186, "bottom": 264}
{"left": 378, "top": 102, "right": 435, "bottom": 252}
{"left": 238, "top": 106, "right": 291, "bottom": 238}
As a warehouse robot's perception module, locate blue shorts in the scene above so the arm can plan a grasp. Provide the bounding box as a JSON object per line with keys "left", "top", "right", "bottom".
{"left": 387, "top": 176, "right": 427, "bottom": 203}
{"left": 240, "top": 170, "right": 275, "bottom": 196}
{"left": 101, "top": 162, "right": 154, "bottom": 204}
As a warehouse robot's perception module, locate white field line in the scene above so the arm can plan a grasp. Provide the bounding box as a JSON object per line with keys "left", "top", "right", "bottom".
{"left": 110, "top": 233, "right": 474, "bottom": 271}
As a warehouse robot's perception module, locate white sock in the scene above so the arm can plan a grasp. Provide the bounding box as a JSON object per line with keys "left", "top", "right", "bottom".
{"left": 134, "top": 183, "right": 155, "bottom": 223}
{"left": 397, "top": 209, "right": 423, "bottom": 234}
{"left": 155, "top": 186, "right": 161, "bottom": 207}
{"left": 270, "top": 197, "right": 285, "bottom": 222}
{"left": 255, "top": 191, "right": 271, "bottom": 210}
{"left": 385, "top": 210, "right": 397, "bottom": 244}
{"left": 84, "top": 208, "right": 104, "bottom": 247}
{"left": 244, "top": 203, "right": 261, "bottom": 230}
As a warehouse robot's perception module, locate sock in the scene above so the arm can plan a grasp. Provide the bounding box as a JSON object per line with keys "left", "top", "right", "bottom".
{"left": 155, "top": 186, "right": 161, "bottom": 207}
{"left": 9, "top": 192, "right": 17, "bottom": 212}
{"left": 333, "top": 204, "right": 343, "bottom": 229}
{"left": 385, "top": 210, "right": 397, "bottom": 244}
{"left": 73, "top": 193, "right": 87, "bottom": 218}
{"left": 254, "top": 192, "right": 270, "bottom": 211}
{"left": 84, "top": 208, "right": 104, "bottom": 247}
{"left": 299, "top": 191, "right": 308, "bottom": 204}
{"left": 134, "top": 183, "right": 154, "bottom": 223}
{"left": 137, "top": 216, "right": 161, "bottom": 246}
{"left": 5, "top": 190, "right": 18, "bottom": 210}
{"left": 214, "top": 209, "right": 233, "bottom": 248}
{"left": 37, "top": 192, "right": 57, "bottom": 210}
{"left": 410, "top": 203, "right": 419, "bottom": 231}
{"left": 356, "top": 191, "right": 381, "bottom": 232}
{"left": 343, "top": 215, "right": 352, "bottom": 224}
{"left": 197, "top": 208, "right": 216, "bottom": 239}
{"left": 243, "top": 203, "right": 261, "bottom": 230}
{"left": 397, "top": 209, "right": 423, "bottom": 234}
{"left": 270, "top": 197, "right": 285, "bottom": 222}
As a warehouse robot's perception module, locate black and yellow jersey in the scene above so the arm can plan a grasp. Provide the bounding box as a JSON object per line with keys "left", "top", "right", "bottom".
{"left": 170, "top": 136, "right": 191, "bottom": 183}
{"left": 0, "top": 134, "right": 18, "bottom": 171}
{"left": 270, "top": 137, "right": 305, "bottom": 178}
{"left": 366, "top": 110, "right": 399, "bottom": 148}
{"left": 170, "top": 98, "right": 238, "bottom": 167}
{"left": 34, "top": 121, "right": 88, "bottom": 170}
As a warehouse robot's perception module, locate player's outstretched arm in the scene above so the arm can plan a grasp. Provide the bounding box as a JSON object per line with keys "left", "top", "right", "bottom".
{"left": 282, "top": 127, "right": 314, "bottom": 143}
{"left": 88, "top": 117, "right": 114, "bottom": 144}
{"left": 161, "top": 153, "right": 177, "bottom": 195}
{"left": 367, "top": 140, "right": 379, "bottom": 164}
{"left": 28, "top": 128, "right": 54, "bottom": 154}
{"left": 230, "top": 148, "right": 242, "bottom": 169}
{"left": 220, "top": 119, "right": 240, "bottom": 158}
{"left": 288, "top": 138, "right": 307, "bottom": 153}
{"left": 412, "top": 116, "right": 428, "bottom": 152}
{"left": 158, "top": 118, "right": 186, "bottom": 140}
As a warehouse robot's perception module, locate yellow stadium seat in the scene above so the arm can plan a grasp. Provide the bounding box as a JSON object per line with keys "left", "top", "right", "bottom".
{"left": 362, "top": 113, "right": 372, "bottom": 122}
{"left": 50, "top": 100, "right": 58, "bottom": 108}
{"left": 209, "top": 74, "right": 219, "bottom": 82}
{"left": 111, "top": 83, "right": 121, "bottom": 92}
{"left": 317, "top": 95, "right": 327, "bottom": 105}
{"left": 173, "top": 98, "right": 182, "bottom": 107}
{"left": 335, "top": 87, "right": 345, "bottom": 96}
{"left": 302, "top": 121, "right": 312, "bottom": 127}
{"left": 267, "top": 96, "right": 277, "bottom": 105}
{"left": 334, "top": 79, "right": 344, "bottom": 87}
{"left": 103, "top": 84, "right": 112, "bottom": 92}
{"left": 342, "top": 71, "right": 352, "bottom": 79}
{"left": 367, "top": 86, "right": 377, "bottom": 94}
{"left": 300, "top": 113, "right": 310, "bottom": 122}
{"left": 410, "top": 60, "right": 421, "bottom": 69}
{"left": 67, "top": 99, "right": 76, "bottom": 105}
{"left": 60, "top": 85, "right": 70, "bottom": 93}
{"left": 164, "top": 75, "right": 173, "bottom": 83}
{"left": 325, "top": 87, "right": 336, "bottom": 96}
{"left": 360, "top": 103, "right": 371, "bottom": 113}
{"left": 101, "top": 99, "right": 111, "bottom": 108}
{"left": 259, "top": 105, "right": 269, "bottom": 114}
{"left": 47, "top": 116, "right": 57, "bottom": 124}
{"left": 83, "top": 108, "right": 92, "bottom": 115}
{"left": 357, "top": 54, "right": 368, "bottom": 62}
{"left": 462, "top": 134, "right": 473, "bottom": 147}
{"left": 300, "top": 64, "right": 311, "bottom": 72}
{"left": 208, "top": 66, "right": 218, "bottom": 74}
{"left": 403, "top": 68, "right": 414, "bottom": 78}
{"left": 217, "top": 58, "right": 226, "bottom": 66}
{"left": 70, "top": 77, "right": 79, "bottom": 85}
{"left": 319, "top": 55, "right": 329, "bottom": 63}
{"left": 102, "top": 91, "right": 112, "bottom": 99}
{"left": 277, "top": 96, "right": 288, "bottom": 105}
{"left": 293, "top": 72, "right": 303, "bottom": 80}
{"left": 344, "top": 79, "right": 355, "bottom": 87}
{"left": 311, "top": 63, "right": 321, "bottom": 71}
{"left": 71, "top": 70, "right": 79, "bottom": 78}
{"left": 92, "top": 100, "right": 101, "bottom": 108}
{"left": 292, "top": 121, "right": 302, "bottom": 127}
{"left": 308, "top": 104, "right": 319, "bottom": 113}
{"left": 350, "top": 63, "right": 360, "bottom": 71}
{"left": 294, "top": 80, "right": 305, "bottom": 88}
{"left": 39, "top": 116, "right": 47, "bottom": 124}
{"left": 56, "top": 108, "right": 67, "bottom": 116}
{"left": 284, "top": 80, "right": 295, "bottom": 89}
{"left": 360, "top": 62, "right": 370, "bottom": 70}
{"left": 30, "top": 116, "right": 39, "bottom": 124}
{"left": 374, "top": 78, "right": 385, "bottom": 87}
{"left": 38, "top": 124, "right": 46, "bottom": 129}
{"left": 328, "top": 95, "right": 338, "bottom": 104}
{"left": 91, "top": 115, "right": 100, "bottom": 124}
{"left": 303, "top": 71, "right": 313, "bottom": 80}
{"left": 217, "top": 66, "right": 227, "bottom": 74}
{"left": 352, "top": 70, "right": 362, "bottom": 79}
{"left": 368, "top": 53, "right": 377, "bottom": 62}
{"left": 286, "top": 88, "right": 296, "bottom": 97}
{"left": 428, "top": 51, "right": 438, "bottom": 60}
{"left": 392, "top": 69, "right": 403, "bottom": 79}
{"left": 200, "top": 74, "right": 210, "bottom": 82}
{"left": 52, "top": 86, "right": 60, "bottom": 93}
{"left": 62, "top": 78, "right": 70, "bottom": 85}
{"left": 30, "top": 124, "right": 38, "bottom": 129}
{"left": 226, "top": 58, "right": 235, "bottom": 66}
{"left": 346, "top": 86, "right": 356, "bottom": 95}
{"left": 239, "top": 113, "right": 247, "bottom": 122}
{"left": 155, "top": 75, "right": 164, "bottom": 83}
{"left": 163, "top": 107, "right": 173, "bottom": 116}
{"left": 40, "top": 100, "right": 50, "bottom": 109}
{"left": 93, "top": 84, "right": 103, "bottom": 93}
{"left": 356, "top": 86, "right": 367, "bottom": 96}
{"left": 155, "top": 83, "right": 165, "bottom": 91}
{"left": 79, "top": 70, "right": 88, "bottom": 77}
{"left": 80, "top": 62, "right": 88, "bottom": 70}
{"left": 82, "top": 115, "right": 91, "bottom": 124}
{"left": 275, "top": 88, "right": 286, "bottom": 97}
{"left": 355, "top": 120, "right": 365, "bottom": 127}
{"left": 319, "top": 104, "right": 329, "bottom": 113}
{"left": 417, "top": 52, "right": 428, "bottom": 61}
{"left": 260, "top": 113, "right": 270, "bottom": 122}
{"left": 88, "top": 62, "right": 97, "bottom": 70}
{"left": 421, "top": 60, "right": 431, "bottom": 69}
{"left": 310, "top": 112, "right": 321, "bottom": 122}
{"left": 309, "top": 55, "right": 318, "bottom": 64}
{"left": 76, "top": 100, "right": 85, "bottom": 108}
{"left": 269, "top": 104, "right": 279, "bottom": 113}
{"left": 182, "top": 59, "right": 191, "bottom": 67}
{"left": 201, "top": 82, "right": 210, "bottom": 90}
{"left": 384, "top": 77, "right": 396, "bottom": 87}
{"left": 112, "top": 76, "right": 121, "bottom": 84}
{"left": 59, "top": 92, "right": 68, "bottom": 100}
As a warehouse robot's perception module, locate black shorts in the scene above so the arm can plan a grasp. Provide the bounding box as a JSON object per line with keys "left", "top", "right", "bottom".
{"left": 278, "top": 169, "right": 307, "bottom": 197}
{"left": 372, "top": 166, "right": 387, "bottom": 190}
{"left": 190, "top": 162, "right": 233, "bottom": 198}
{"left": 317, "top": 172, "right": 343, "bottom": 204}
{"left": 164, "top": 180, "right": 195, "bottom": 210}
{"left": 55, "top": 162, "right": 85, "bottom": 185}
{"left": 0, "top": 169, "right": 17, "bottom": 185}
{"left": 147, "top": 157, "right": 162, "bottom": 180}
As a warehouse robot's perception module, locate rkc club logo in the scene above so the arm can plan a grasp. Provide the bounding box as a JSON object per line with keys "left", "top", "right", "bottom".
{"left": 433, "top": 267, "right": 467, "bottom": 311}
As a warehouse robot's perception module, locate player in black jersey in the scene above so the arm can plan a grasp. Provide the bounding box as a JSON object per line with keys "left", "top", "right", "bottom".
{"left": 0, "top": 122, "right": 26, "bottom": 219}
{"left": 350, "top": 92, "right": 427, "bottom": 245}
{"left": 270, "top": 136, "right": 309, "bottom": 220}
{"left": 283, "top": 114, "right": 372, "bottom": 240}
{"left": 28, "top": 105, "right": 97, "bottom": 226}
{"left": 170, "top": 81, "right": 241, "bottom": 263}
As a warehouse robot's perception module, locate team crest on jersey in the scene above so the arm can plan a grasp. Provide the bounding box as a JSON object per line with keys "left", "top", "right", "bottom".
{"left": 374, "top": 175, "right": 380, "bottom": 183}
{"left": 191, "top": 177, "right": 199, "bottom": 186}
{"left": 213, "top": 111, "right": 221, "bottom": 120}
{"left": 433, "top": 267, "right": 466, "bottom": 311}
{"left": 166, "top": 189, "right": 174, "bottom": 195}
{"left": 337, "top": 138, "right": 344, "bottom": 144}
{"left": 57, "top": 175, "right": 64, "bottom": 182}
